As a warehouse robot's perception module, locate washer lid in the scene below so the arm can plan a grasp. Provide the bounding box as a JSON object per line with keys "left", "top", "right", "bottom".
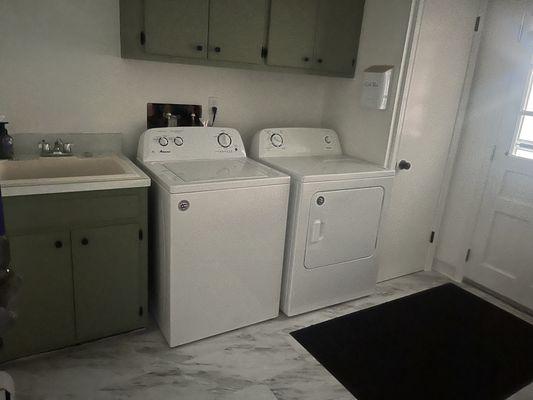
{"left": 164, "top": 159, "right": 269, "bottom": 183}
{"left": 263, "top": 155, "right": 395, "bottom": 182}
{"left": 143, "top": 158, "right": 289, "bottom": 193}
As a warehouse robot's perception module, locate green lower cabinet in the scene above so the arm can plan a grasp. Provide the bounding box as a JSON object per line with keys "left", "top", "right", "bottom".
{"left": 0, "top": 231, "right": 76, "bottom": 361}
{"left": 71, "top": 224, "right": 144, "bottom": 342}
{"left": 0, "top": 188, "right": 148, "bottom": 363}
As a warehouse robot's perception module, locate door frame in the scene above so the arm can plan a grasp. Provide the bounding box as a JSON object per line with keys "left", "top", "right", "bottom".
{"left": 384, "top": 0, "right": 425, "bottom": 170}
{"left": 427, "top": 0, "right": 490, "bottom": 279}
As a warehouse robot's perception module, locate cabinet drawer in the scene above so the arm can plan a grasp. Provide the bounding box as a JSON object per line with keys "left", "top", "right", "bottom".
{"left": 3, "top": 189, "right": 144, "bottom": 232}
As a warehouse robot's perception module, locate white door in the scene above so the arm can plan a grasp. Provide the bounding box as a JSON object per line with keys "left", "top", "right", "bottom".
{"left": 378, "top": 0, "right": 482, "bottom": 281}
{"left": 466, "top": 0, "right": 533, "bottom": 309}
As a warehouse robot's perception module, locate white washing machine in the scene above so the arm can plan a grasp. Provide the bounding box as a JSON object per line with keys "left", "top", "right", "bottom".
{"left": 138, "top": 127, "right": 290, "bottom": 347}
{"left": 250, "top": 128, "right": 394, "bottom": 316}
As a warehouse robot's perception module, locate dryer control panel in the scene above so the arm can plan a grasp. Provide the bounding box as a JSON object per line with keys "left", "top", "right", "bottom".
{"left": 250, "top": 128, "right": 342, "bottom": 159}
{"left": 137, "top": 127, "right": 246, "bottom": 162}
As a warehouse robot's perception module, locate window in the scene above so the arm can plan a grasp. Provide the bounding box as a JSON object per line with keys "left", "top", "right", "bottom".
{"left": 512, "top": 68, "right": 533, "bottom": 159}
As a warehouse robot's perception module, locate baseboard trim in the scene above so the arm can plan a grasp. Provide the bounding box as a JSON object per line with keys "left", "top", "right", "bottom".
{"left": 463, "top": 278, "right": 533, "bottom": 317}
{"left": 432, "top": 259, "right": 462, "bottom": 282}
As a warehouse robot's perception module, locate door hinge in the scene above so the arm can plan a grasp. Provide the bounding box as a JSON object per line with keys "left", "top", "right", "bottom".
{"left": 138, "top": 306, "right": 144, "bottom": 316}
{"left": 474, "top": 16, "right": 481, "bottom": 32}
{"left": 261, "top": 46, "right": 268, "bottom": 58}
{"left": 138, "top": 229, "right": 143, "bottom": 241}
{"left": 465, "top": 248, "right": 472, "bottom": 262}
{"left": 429, "top": 231, "right": 435, "bottom": 243}
{"left": 490, "top": 145, "right": 497, "bottom": 161}
{"left": 140, "top": 31, "right": 146, "bottom": 46}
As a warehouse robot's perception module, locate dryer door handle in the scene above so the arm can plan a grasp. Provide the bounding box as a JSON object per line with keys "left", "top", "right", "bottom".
{"left": 310, "top": 219, "right": 325, "bottom": 243}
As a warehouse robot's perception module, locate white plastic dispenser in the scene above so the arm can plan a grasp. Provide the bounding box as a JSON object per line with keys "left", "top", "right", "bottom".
{"left": 361, "top": 65, "right": 394, "bottom": 110}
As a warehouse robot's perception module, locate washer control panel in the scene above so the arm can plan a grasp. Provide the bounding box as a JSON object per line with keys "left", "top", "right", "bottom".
{"left": 138, "top": 127, "right": 246, "bottom": 162}
{"left": 250, "top": 128, "right": 342, "bottom": 159}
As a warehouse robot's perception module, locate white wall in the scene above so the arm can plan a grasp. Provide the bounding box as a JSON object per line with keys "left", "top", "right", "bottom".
{"left": 435, "top": 0, "right": 527, "bottom": 277}
{"left": 0, "top": 0, "right": 330, "bottom": 157}
{"left": 322, "top": 0, "right": 414, "bottom": 166}
{"left": 0, "top": 0, "right": 414, "bottom": 161}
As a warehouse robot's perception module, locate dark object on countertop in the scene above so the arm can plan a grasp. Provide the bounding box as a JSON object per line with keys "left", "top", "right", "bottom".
{"left": 147, "top": 103, "right": 203, "bottom": 129}
{"left": 0, "top": 121, "right": 13, "bottom": 160}
{"left": 292, "top": 283, "right": 533, "bottom": 400}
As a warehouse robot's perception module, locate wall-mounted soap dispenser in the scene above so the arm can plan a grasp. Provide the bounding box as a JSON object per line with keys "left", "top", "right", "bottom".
{"left": 0, "top": 117, "right": 13, "bottom": 160}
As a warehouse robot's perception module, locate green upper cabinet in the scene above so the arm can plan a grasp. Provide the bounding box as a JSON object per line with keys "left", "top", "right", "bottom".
{"left": 71, "top": 224, "right": 144, "bottom": 343}
{"left": 120, "top": 0, "right": 365, "bottom": 77}
{"left": 208, "top": 0, "right": 268, "bottom": 64}
{"left": 267, "top": 0, "right": 318, "bottom": 69}
{"left": 267, "top": 0, "right": 365, "bottom": 75}
{"left": 314, "top": 0, "right": 365, "bottom": 75}
{"left": 144, "top": 0, "right": 209, "bottom": 58}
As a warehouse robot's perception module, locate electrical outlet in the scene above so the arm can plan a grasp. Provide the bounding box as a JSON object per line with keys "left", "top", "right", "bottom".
{"left": 208, "top": 96, "right": 220, "bottom": 125}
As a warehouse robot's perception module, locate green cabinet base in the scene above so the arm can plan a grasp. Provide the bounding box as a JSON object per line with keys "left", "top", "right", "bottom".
{"left": 0, "top": 188, "right": 148, "bottom": 363}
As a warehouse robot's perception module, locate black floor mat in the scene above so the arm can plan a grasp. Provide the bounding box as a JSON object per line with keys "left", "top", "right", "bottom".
{"left": 291, "top": 283, "right": 533, "bottom": 400}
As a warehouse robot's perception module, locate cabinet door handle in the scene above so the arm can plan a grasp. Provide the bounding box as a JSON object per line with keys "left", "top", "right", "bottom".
{"left": 54, "top": 241, "right": 63, "bottom": 249}
{"left": 303, "top": 56, "right": 310, "bottom": 62}
{"left": 81, "top": 238, "right": 89, "bottom": 246}
{"left": 317, "top": 58, "right": 323, "bottom": 64}
{"left": 196, "top": 45, "right": 203, "bottom": 51}
{"left": 214, "top": 47, "right": 221, "bottom": 53}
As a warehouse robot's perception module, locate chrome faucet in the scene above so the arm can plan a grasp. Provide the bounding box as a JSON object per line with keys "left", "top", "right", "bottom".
{"left": 39, "top": 138, "right": 73, "bottom": 157}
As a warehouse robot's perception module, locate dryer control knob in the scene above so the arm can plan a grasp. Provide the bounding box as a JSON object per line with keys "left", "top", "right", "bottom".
{"left": 174, "top": 136, "right": 184, "bottom": 146}
{"left": 270, "top": 133, "right": 284, "bottom": 148}
{"left": 158, "top": 137, "right": 169, "bottom": 147}
{"left": 217, "top": 132, "right": 232, "bottom": 148}
{"left": 324, "top": 135, "right": 332, "bottom": 144}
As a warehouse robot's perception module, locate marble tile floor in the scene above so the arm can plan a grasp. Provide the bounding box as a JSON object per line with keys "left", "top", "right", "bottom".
{"left": 2, "top": 271, "right": 532, "bottom": 400}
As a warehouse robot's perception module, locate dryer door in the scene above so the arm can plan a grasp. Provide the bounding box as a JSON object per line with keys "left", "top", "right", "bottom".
{"left": 304, "top": 187, "right": 384, "bottom": 269}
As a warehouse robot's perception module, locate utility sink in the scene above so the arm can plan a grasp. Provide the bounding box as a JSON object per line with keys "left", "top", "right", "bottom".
{"left": 0, "top": 154, "right": 150, "bottom": 197}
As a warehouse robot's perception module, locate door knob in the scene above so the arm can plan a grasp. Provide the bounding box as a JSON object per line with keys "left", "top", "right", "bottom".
{"left": 398, "top": 160, "right": 412, "bottom": 170}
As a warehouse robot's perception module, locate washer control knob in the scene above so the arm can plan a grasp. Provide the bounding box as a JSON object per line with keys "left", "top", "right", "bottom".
{"left": 178, "top": 200, "right": 190, "bottom": 211}
{"left": 324, "top": 135, "right": 332, "bottom": 144}
{"left": 270, "top": 133, "right": 284, "bottom": 148}
{"left": 217, "top": 132, "right": 232, "bottom": 148}
{"left": 174, "top": 136, "right": 184, "bottom": 146}
{"left": 158, "top": 137, "right": 169, "bottom": 147}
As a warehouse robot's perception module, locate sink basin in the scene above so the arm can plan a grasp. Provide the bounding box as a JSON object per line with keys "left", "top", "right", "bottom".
{"left": 0, "top": 156, "right": 128, "bottom": 180}
{"left": 0, "top": 155, "right": 150, "bottom": 197}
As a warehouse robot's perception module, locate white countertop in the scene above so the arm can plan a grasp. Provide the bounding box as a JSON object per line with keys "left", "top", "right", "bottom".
{"left": 0, "top": 153, "right": 150, "bottom": 197}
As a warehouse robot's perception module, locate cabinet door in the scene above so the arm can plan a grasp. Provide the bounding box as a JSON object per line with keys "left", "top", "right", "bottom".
{"left": 208, "top": 0, "right": 268, "bottom": 64}
{"left": 71, "top": 224, "right": 143, "bottom": 342}
{"left": 314, "top": 0, "right": 365, "bottom": 75}
{"left": 0, "top": 232, "right": 75, "bottom": 361}
{"left": 267, "top": 0, "right": 318, "bottom": 69}
{"left": 144, "top": 0, "right": 209, "bottom": 58}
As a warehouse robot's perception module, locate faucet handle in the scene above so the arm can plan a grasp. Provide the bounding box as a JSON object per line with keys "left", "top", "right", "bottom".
{"left": 38, "top": 140, "right": 51, "bottom": 153}
{"left": 63, "top": 143, "right": 73, "bottom": 154}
